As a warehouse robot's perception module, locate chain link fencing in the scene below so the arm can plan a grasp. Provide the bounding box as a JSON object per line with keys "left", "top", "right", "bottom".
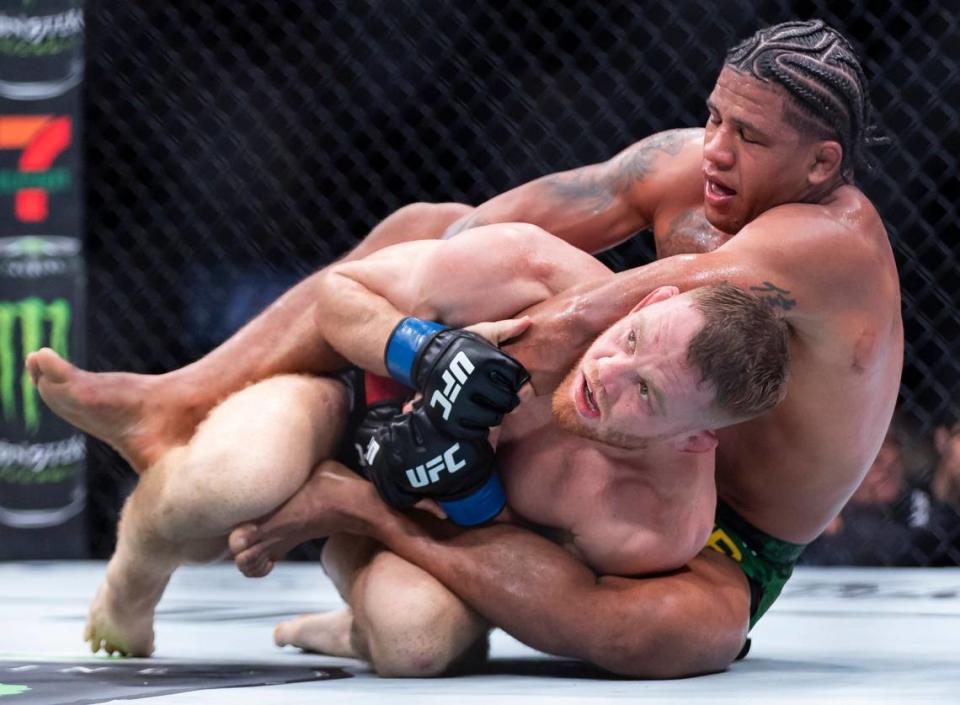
{"left": 83, "top": 0, "right": 960, "bottom": 562}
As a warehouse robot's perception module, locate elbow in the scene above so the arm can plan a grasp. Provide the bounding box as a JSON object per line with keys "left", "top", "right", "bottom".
{"left": 580, "top": 591, "right": 746, "bottom": 679}
{"left": 472, "top": 223, "right": 560, "bottom": 286}
{"left": 314, "top": 267, "right": 345, "bottom": 309}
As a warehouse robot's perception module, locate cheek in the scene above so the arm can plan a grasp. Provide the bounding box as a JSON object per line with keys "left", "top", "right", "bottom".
{"left": 739, "top": 156, "right": 781, "bottom": 198}
{"left": 609, "top": 396, "right": 648, "bottom": 433}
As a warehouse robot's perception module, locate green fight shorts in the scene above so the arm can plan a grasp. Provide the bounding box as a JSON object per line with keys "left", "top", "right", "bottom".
{"left": 705, "top": 500, "right": 807, "bottom": 629}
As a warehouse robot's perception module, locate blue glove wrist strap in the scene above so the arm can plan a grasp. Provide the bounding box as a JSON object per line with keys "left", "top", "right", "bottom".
{"left": 440, "top": 472, "right": 506, "bottom": 527}
{"left": 384, "top": 317, "right": 447, "bottom": 388}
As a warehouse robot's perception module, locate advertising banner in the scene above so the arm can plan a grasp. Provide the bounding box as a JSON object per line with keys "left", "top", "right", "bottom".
{"left": 0, "top": 0, "right": 85, "bottom": 558}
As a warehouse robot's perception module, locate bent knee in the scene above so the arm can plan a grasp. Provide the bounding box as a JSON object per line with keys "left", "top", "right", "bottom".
{"left": 359, "top": 554, "right": 486, "bottom": 677}
{"left": 367, "top": 636, "right": 467, "bottom": 678}
{"left": 189, "top": 375, "right": 348, "bottom": 482}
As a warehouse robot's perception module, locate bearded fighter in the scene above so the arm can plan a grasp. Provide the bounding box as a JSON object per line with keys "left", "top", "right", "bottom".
{"left": 230, "top": 19, "right": 902, "bottom": 676}
{"left": 30, "top": 223, "right": 786, "bottom": 674}
{"left": 30, "top": 20, "right": 901, "bottom": 677}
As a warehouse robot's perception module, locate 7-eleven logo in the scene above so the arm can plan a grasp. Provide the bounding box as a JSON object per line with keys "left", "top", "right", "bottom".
{"left": 0, "top": 115, "right": 72, "bottom": 223}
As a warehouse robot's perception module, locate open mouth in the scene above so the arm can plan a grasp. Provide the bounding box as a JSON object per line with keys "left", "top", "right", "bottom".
{"left": 705, "top": 177, "right": 737, "bottom": 203}
{"left": 576, "top": 372, "right": 601, "bottom": 419}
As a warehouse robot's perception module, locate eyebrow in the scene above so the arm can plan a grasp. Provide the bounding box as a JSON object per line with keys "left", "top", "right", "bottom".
{"left": 705, "top": 99, "right": 767, "bottom": 139}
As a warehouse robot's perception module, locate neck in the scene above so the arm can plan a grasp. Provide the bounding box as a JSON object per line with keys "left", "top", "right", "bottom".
{"left": 804, "top": 175, "right": 846, "bottom": 204}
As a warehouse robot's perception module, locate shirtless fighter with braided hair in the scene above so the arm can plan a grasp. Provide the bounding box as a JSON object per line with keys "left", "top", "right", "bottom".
{"left": 30, "top": 19, "right": 901, "bottom": 677}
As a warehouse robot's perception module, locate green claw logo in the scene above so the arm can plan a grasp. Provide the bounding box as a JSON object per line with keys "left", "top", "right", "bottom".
{"left": 0, "top": 297, "right": 70, "bottom": 433}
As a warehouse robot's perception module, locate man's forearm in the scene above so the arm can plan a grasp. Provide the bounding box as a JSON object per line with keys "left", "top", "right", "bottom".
{"left": 506, "top": 253, "right": 711, "bottom": 392}
{"left": 179, "top": 269, "right": 350, "bottom": 389}
{"left": 370, "top": 513, "right": 607, "bottom": 660}
{"left": 443, "top": 172, "right": 642, "bottom": 253}
{"left": 313, "top": 269, "right": 405, "bottom": 376}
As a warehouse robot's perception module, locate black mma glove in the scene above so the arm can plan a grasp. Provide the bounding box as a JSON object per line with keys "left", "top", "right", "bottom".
{"left": 352, "top": 400, "right": 506, "bottom": 526}
{"left": 384, "top": 317, "right": 529, "bottom": 439}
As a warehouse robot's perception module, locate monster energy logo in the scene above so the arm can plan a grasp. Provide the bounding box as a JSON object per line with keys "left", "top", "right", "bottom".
{"left": 0, "top": 297, "right": 70, "bottom": 433}
{"left": 0, "top": 8, "right": 83, "bottom": 55}
{"left": 0, "top": 435, "right": 83, "bottom": 472}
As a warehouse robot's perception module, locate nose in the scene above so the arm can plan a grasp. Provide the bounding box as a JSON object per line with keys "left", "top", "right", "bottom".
{"left": 703, "top": 125, "right": 735, "bottom": 171}
{"left": 596, "top": 353, "right": 632, "bottom": 402}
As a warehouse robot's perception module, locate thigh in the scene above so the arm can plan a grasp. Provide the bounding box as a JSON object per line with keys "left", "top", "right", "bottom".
{"left": 161, "top": 374, "right": 350, "bottom": 534}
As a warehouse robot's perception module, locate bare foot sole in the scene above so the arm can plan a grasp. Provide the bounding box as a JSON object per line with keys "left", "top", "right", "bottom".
{"left": 274, "top": 609, "right": 358, "bottom": 658}
{"left": 230, "top": 462, "right": 375, "bottom": 578}
{"left": 26, "top": 348, "right": 202, "bottom": 472}
{"left": 84, "top": 580, "right": 157, "bottom": 657}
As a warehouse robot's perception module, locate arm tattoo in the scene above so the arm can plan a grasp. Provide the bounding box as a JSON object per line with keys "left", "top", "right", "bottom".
{"left": 541, "top": 128, "right": 697, "bottom": 214}
{"left": 750, "top": 281, "right": 797, "bottom": 311}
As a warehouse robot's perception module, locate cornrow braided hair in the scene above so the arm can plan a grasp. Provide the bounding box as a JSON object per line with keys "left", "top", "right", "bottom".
{"left": 725, "top": 19, "right": 887, "bottom": 181}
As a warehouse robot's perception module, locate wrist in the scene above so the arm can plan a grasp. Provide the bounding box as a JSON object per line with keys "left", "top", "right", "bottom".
{"left": 368, "top": 501, "right": 420, "bottom": 547}
{"left": 384, "top": 317, "right": 447, "bottom": 387}
{"left": 439, "top": 472, "right": 506, "bottom": 526}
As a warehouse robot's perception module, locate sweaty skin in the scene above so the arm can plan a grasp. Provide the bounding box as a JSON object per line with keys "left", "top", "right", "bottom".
{"left": 30, "top": 221, "right": 718, "bottom": 660}
{"left": 30, "top": 65, "right": 902, "bottom": 676}
{"left": 235, "top": 68, "right": 902, "bottom": 676}
{"left": 308, "top": 225, "right": 718, "bottom": 577}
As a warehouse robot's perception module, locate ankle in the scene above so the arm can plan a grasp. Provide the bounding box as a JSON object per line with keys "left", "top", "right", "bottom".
{"left": 103, "top": 561, "right": 170, "bottom": 609}
{"left": 156, "top": 370, "right": 218, "bottom": 424}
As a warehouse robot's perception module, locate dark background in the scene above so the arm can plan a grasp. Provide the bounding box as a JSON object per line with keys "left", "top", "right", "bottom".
{"left": 83, "top": 1, "right": 959, "bottom": 557}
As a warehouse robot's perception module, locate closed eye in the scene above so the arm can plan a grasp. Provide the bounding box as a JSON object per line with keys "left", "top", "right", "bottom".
{"left": 739, "top": 127, "right": 758, "bottom": 144}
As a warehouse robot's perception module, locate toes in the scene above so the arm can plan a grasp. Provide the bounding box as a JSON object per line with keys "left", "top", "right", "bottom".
{"left": 25, "top": 353, "right": 40, "bottom": 385}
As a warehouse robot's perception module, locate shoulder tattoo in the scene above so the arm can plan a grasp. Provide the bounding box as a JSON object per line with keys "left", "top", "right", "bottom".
{"left": 749, "top": 281, "right": 797, "bottom": 311}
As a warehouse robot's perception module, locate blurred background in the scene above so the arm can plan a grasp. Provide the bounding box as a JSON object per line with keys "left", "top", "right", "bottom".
{"left": 0, "top": 0, "right": 957, "bottom": 563}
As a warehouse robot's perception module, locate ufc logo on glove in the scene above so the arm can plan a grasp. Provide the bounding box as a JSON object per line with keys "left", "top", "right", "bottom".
{"left": 429, "top": 351, "right": 475, "bottom": 420}
{"left": 384, "top": 317, "right": 529, "bottom": 439}
{"left": 405, "top": 442, "right": 467, "bottom": 488}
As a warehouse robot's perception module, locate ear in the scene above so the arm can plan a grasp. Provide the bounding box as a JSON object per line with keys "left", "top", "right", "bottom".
{"left": 671, "top": 429, "right": 718, "bottom": 454}
{"left": 630, "top": 285, "right": 680, "bottom": 314}
{"left": 808, "top": 140, "right": 843, "bottom": 186}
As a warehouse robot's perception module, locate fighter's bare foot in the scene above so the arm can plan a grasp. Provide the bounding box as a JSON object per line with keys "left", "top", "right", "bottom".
{"left": 26, "top": 348, "right": 206, "bottom": 473}
{"left": 230, "top": 461, "right": 378, "bottom": 578}
{"left": 84, "top": 578, "right": 158, "bottom": 657}
{"left": 274, "top": 609, "right": 359, "bottom": 658}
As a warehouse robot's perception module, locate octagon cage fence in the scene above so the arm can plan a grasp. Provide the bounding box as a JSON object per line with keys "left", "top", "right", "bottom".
{"left": 68, "top": 1, "right": 960, "bottom": 563}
